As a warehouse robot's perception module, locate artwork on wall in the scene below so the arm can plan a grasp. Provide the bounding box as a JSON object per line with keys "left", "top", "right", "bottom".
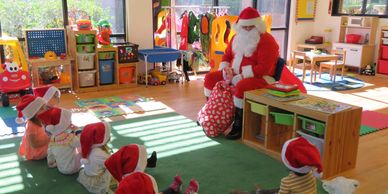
{"left": 296, "top": 0, "right": 317, "bottom": 22}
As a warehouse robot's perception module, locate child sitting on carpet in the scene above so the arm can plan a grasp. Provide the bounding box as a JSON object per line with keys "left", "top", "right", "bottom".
{"left": 33, "top": 85, "right": 61, "bottom": 108}
{"left": 16, "top": 95, "right": 50, "bottom": 160}
{"left": 230, "top": 137, "right": 322, "bottom": 194}
{"left": 37, "top": 107, "right": 82, "bottom": 174}
{"left": 77, "top": 122, "right": 113, "bottom": 194}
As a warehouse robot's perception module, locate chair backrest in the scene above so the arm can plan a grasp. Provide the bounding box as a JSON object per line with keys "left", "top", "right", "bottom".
{"left": 331, "top": 49, "right": 346, "bottom": 65}
{"left": 292, "top": 51, "right": 307, "bottom": 66}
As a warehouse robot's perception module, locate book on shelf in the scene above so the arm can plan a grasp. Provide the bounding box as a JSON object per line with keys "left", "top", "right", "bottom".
{"left": 267, "top": 83, "right": 299, "bottom": 93}
{"left": 288, "top": 97, "right": 352, "bottom": 114}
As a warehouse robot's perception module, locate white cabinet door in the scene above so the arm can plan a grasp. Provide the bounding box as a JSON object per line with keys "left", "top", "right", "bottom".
{"left": 345, "top": 47, "right": 362, "bottom": 67}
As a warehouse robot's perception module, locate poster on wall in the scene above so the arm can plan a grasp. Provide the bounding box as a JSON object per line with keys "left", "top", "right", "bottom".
{"left": 296, "top": 0, "right": 317, "bottom": 22}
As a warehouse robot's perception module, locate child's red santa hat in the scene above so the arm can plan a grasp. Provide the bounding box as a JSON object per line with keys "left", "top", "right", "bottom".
{"left": 281, "top": 137, "right": 323, "bottom": 177}
{"left": 234, "top": 7, "right": 266, "bottom": 33}
{"left": 104, "top": 144, "right": 147, "bottom": 182}
{"left": 80, "top": 122, "right": 111, "bottom": 165}
{"left": 37, "top": 107, "right": 72, "bottom": 136}
{"left": 116, "top": 171, "right": 159, "bottom": 194}
{"left": 33, "top": 85, "right": 61, "bottom": 102}
{"left": 15, "top": 95, "right": 46, "bottom": 124}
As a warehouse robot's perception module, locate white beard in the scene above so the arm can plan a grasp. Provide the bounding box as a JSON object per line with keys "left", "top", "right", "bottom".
{"left": 232, "top": 27, "right": 260, "bottom": 74}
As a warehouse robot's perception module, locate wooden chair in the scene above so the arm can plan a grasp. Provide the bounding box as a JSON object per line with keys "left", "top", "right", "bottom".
{"left": 319, "top": 50, "right": 346, "bottom": 82}
{"left": 291, "top": 51, "right": 312, "bottom": 83}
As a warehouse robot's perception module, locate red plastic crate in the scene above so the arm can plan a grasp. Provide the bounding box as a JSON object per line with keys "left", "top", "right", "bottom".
{"left": 381, "top": 46, "right": 388, "bottom": 60}
{"left": 378, "top": 60, "right": 388, "bottom": 74}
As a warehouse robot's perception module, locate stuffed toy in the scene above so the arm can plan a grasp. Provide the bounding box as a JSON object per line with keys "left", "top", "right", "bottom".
{"left": 322, "top": 176, "right": 359, "bottom": 194}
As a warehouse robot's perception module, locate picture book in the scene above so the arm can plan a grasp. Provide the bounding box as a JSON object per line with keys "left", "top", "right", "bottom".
{"left": 267, "top": 83, "right": 299, "bottom": 93}
{"left": 288, "top": 97, "right": 352, "bottom": 114}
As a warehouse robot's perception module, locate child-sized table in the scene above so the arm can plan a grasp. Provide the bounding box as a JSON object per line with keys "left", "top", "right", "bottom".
{"left": 138, "top": 47, "right": 182, "bottom": 86}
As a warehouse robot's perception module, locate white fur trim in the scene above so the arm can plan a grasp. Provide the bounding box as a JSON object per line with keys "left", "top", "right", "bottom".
{"left": 232, "top": 74, "right": 243, "bottom": 86}
{"left": 135, "top": 145, "right": 147, "bottom": 173}
{"left": 80, "top": 158, "right": 89, "bottom": 165}
{"left": 204, "top": 88, "right": 212, "bottom": 97}
{"left": 22, "top": 97, "right": 45, "bottom": 119}
{"left": 43, "top": 86, "right": 60, "bottom": 102}
{"left": 145, "top": 173, "right": 159, "bottom": 194}
{"left": 48, "top": 109, "right": 72, "bottom": 136}
{"left": 232, "top": 53, "right": 243, "bottom": 74}
{"left": 238, "top": 17, "right": 261, "bottom": 27}
{"left": 218, "top": 61, "right": 230, "bottom": 70}
{"left": 235, "top": 19, "right": 266, "bottom": 34}
{"left": 242, "top": 65, "right": 254, "bottom": 78}
{"left": 15, "top": 117, "right": 25, "bottom": 124}
{"left": 233, "top": 96, "right": 243, "bottom": 109}
{"left": 92, "top": 121, "right": 111, "bottom": 148}
{"left": 263, "top": 75, "right": 276, "bottom": 84}
{"left": 281, "top": 139, "right": 312, "bottom": 174}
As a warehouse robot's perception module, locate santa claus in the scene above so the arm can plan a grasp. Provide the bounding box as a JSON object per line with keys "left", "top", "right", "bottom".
{"left": 203, "top": 7, "right": 279, "bottom": 140}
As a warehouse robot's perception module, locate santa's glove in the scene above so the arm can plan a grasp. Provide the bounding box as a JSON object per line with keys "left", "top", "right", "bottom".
{"left": 232, "top": 74, "right": 243, "bottom": 86}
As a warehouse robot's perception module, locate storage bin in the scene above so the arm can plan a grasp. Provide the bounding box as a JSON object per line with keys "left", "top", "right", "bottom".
{"left": 77, "top": 53, "right": 95, "bottom": 70}
{"left": 98, "top": 52, "right": 115, "bottom": 60}
{"left": 119, "top": 66, "right": 135, "bottom": 84}
{"left": 297, "top": 131, "right": 324, "bottom": 157}
{"left": 79, "top": 71, "right": 96, "bottom": 87}
{"left": 76, "top": 44, "right": 95, "bottom": 53}
{"left": 99, "top": 60, "right": 114, "bottom": 84}
{"left": 378, "top": 60, "right": 388, "bottom": 75}
{"left": 270, "top": 112, "right": 294, "bottom": 126}
{"left": 382, "top": 38, "right": 388, "bottom": 45}
{"left": 247, "top": 101, "right": 267, "bottom": 116}
{"left": 298, "top": 116, "right": 326, "bottom": 136}
{"left": 383, "top": 31, "right": 388, "bottom": 38}
{"left": 116, "top": 43, "right": 139, "bottom": 63}
{"left": 75, "top": 34, "right": 95, "bottom": 44}
{"left": 381, "top": 46, "right": 388, "bottom": 60}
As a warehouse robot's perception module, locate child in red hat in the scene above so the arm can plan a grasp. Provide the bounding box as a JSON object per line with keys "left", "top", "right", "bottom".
{"left": 104, "top": 144, "right": 199, "bottom": 194}
{"left": 77, "top": 121, "right": 113, "bottom": 194}
{"left": 33, "top": 85, "right": 61, "bottom": 108}
{"left": 37, "top": 107, "right": 82, "bottom": 174}
{"left": 17, "top": 95, "right": 50, "bottom": 160}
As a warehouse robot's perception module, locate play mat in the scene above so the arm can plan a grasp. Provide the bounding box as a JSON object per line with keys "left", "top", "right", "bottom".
{"left": 75, "top": 95, "right": 166, "bottom": 118}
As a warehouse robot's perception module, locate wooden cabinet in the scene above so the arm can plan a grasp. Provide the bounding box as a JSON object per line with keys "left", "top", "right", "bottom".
{"left": 333, "top": 16, "right": 378, "bottom": 72}
{"left": 376, "top": 26, "right": 388, "bottom": 77}
{"left": 242, "top": 89, "right": 362, "bottom": 179}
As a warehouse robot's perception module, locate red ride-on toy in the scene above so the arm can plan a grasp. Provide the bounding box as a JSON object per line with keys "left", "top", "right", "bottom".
{"left": 0, "top": 37, "right": 32, "bottom": 107}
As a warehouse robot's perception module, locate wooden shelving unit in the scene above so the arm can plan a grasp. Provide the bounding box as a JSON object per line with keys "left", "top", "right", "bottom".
{"left": 376, "top": 26, "right": 388, "bottom": 78}
{"left": 242, "top": 89, "right": 362, "bottom": 179}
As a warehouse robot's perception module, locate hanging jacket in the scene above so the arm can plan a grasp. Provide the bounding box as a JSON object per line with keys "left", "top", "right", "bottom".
{"left": 179, "top": 13, "right": 189, "bottom": 50}
{"left": 188, "top": 11, "right": 199, "bottom": 44}
{"left": 200, "top": 13, "right": 214, "bottom": 56}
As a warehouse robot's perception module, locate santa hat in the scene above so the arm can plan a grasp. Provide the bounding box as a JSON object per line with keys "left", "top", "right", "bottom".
{"left": 15, "top": 95, "right": 46, "bottom": 124}
{"left": 80, "top": 122, "right": 111, "bottom": 165}
{"left": 116, "top": 172, "right": 158, "bottom": 194}
{"left": 33, "top": 85, "right": 61, "bottom": 102}
{"left": 104, "top": 144, "right": 148, "bottom": 182}
{"left": 234, "top": 7, "right": 266, "bottom": 33}
{"left": 281, "top": 137, "right": 323, "bottom": 177}
{"left": 37, "top": 107, "right": 72, "bottom": 136}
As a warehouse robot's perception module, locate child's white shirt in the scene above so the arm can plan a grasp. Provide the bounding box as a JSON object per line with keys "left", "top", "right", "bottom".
{"left": 49, "top": 134, "right": 81, "bottom": 174}
{"left": 83, "top": 148, "right": 110, "bottom": 176}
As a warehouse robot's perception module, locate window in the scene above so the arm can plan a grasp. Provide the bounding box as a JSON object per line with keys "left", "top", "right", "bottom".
{"left": 333, "top": 0, "right": 388, "bottom": 16}
{"left": 0, "top": 0, "right": 125, "bottom": 39}
{"left": 175, "top": 0, "right": 213, "bottom": 5}
{"left": 219, "top": 0, "right": 253, "bottom": 16}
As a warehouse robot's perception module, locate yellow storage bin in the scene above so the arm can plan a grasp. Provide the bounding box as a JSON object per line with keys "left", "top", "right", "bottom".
{"left": 247, "top": 100, "right": 267, "bottom": 116}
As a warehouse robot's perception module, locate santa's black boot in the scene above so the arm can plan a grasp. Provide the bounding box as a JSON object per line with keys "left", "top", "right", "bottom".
{"left": 226, "top": 108, "right": 243, "bottom": 140}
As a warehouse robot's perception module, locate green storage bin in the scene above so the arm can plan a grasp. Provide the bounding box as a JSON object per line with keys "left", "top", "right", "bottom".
{"left": 298, "top": 116, "right": 325, "bottom": 135}
{"left": 75, "top": 34, "right": 95, "bottom": 44}
{"left": 99, "top": 52, "right": 115, "bottom": 60}
{"left": 270, "top": 112, "right": 294, "bottom": 126}
{"left": 247, "top": 101, "right": 267, "bottom": 116}
{"left": 76, "top": 44, "right": 95, "bottom": 53}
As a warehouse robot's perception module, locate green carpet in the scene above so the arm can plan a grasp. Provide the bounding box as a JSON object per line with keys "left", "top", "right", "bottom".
{"left": 0, "top": 112, "right": 327, "bottom": 194}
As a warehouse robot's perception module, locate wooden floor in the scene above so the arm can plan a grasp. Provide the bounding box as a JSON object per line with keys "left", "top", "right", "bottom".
{"left": 59, "top": 74, "right": 388, "bottom": 193}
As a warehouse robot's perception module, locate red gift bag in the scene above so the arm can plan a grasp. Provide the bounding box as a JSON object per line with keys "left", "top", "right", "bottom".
{"left": 197, "top": 81, "right": 235, "bottom": 137}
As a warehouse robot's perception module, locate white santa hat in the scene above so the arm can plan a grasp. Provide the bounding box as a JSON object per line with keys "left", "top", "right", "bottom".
{"left": 116, "top": 172, "right": 159, "bottom": 194}
{"left": 37, "top": 107, "right": 72, "bottom": 136}
{"left": 33, "top": 85, "right": 61, "bottom": 102}
{"left": 15, "top": 95, "right": 46, "bottom": 124}
{"left": 234, "top": 7, "right": 266, "bottom": 34}
{"left": 80, "top": 122, "right": 111, "bottom": 165}
{"left": 104, "top": 144, "right": 148, "bottom": 182}
{"left": 281, "top": 137, "right": 323, "bottom": 177}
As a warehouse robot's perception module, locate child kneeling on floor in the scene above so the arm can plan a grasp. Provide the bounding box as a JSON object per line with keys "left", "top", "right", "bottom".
{"left": 37, "top": 107, "right": 82, "bottom": 174}
{"left": 104, "top": 144, "right": 199, "bottom": 194}
{"left": 16, "top": 95, "right": 50, "bottom": 161}
{"left": 33, "top": 85, "right": 61, "bottom": 108}
{"left": 231, "top": 136, "right": 322, "bottom": 194}
{"left": 77, "top": 122, "right": 112, "bottom": 194}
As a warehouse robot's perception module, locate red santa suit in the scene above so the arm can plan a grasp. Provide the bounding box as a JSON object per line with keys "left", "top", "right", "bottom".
{"left": 204, "top": 8, "right": 278, "bottom": 108}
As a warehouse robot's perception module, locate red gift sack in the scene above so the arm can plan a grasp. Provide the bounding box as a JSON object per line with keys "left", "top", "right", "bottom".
{"left": 197, "top": 81, "right": 235, "bottom": 137}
